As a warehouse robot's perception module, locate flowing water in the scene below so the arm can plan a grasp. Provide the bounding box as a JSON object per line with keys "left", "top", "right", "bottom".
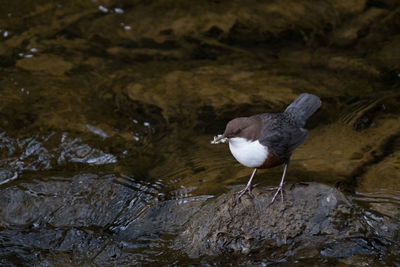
{"left": 0, "top": 0, "right": 399, "bottom": 265}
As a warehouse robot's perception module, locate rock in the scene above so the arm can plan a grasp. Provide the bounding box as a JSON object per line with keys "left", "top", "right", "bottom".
{"left": 71, "top": 0, "right": 370, "bottom": 52}
{"left": 358, "top": 150, "right": 400, "bottom": 193}
{"left": 115, "top": 196, "right": 210, "bottom": 240}
{"left": 326, "top": 56, "right": 381, "bottom": 78}
{"left": 331, "top": 8, "right": 388, "bottom": 47}
{"left": 106, "top": 46, "right": 184, "bottom": 61}
{"left": 177, "top": 183, "right": 386, "bottom": 259}
{"left": 331, "top": 0, "right": 366, "bottom": 16}
{"left": 0, "top": 173, "right": 142, "bottom": 228}
{"left": 122, "top": 64, "right": 309, "bottom": 120}
{"left": 294, "top": 116, "right": 400, "bottom": 182}
{"left": 16, "top": 54, "right": 73, "bottom": 76}
{"left": 370, "top": 35, "right": 400, "bottom": 71}
{"left": 356, "top": 145, "right": 400, "bottom": 222}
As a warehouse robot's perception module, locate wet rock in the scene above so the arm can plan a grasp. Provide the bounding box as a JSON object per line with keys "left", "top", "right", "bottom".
{"left": 358, "top": 150, "right": 400, "bottom": 193}
{"left": 326, "top": 56, "right": 381, "bottom": 78}
{"left": 0, "top": 3, "right": 96, "bottom": 57}
{"left": 115, "top": 196, "right": 210, "bottom": 240}
{"left": 332, "top": 0, "right": 366, "bottom": 15}
{"left": 0, "top": 171, "right": 175, "bottom": 265}
{"left": 178, "top": 183, "right": 386, "bottom": 259}
{"left": 16, "top": 54, "right": 73, "bottom": 76}
{"left": 0, "top": 132, "right": 119, "bottom": 185}
{"left": 356, "top": 139, "right": 400, "bottom": 223}
{"left": 0, "top": 173, "right": 146, "bottom": 228}
{"left": 71, "top": 0, "right": 371, "bottom": 53}
{"left": 107, "top": 47, "right": 183, "bottom": 61}
{"left": 371, "top": 35, "right": 400, "bottom": 71}
{"left": 294, "top": 117, "right": 400, "bottom": 181}
{"left": 331, "top": 8, "right": 388, "bottom": 47}
{"left": 372, "top": 0, "right": 400, "bottom": 8}
{"left": 123, "top": 64, "right": 303, "bottom": 120}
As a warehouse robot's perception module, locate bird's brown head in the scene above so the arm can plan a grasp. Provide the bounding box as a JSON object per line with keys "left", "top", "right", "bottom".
{"left": 223, "top": 116, "right": 261, "bottom": 141}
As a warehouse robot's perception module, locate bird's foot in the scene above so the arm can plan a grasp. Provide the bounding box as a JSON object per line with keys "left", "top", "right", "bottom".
{"left": 270, "top": 185, "right": 284, "bottom": 203}
{"left": 236, "top": 184, "right": 258, "bottom": 199}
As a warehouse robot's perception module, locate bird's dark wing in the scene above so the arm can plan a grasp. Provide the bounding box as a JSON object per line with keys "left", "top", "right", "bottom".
{"left": 255, "top": 113, "right": 308, "bottom": 159}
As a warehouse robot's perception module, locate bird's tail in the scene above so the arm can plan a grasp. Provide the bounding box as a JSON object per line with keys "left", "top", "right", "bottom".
{"left": 284, "top": 93, "right": 321, "bottom": 127}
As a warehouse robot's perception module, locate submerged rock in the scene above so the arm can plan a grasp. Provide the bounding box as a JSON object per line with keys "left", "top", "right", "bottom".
{"left": 16, "top": 54, "right": 73, "bottom": 76}
{"left": 178, "top": 183, "right": 387, "bottom": 260}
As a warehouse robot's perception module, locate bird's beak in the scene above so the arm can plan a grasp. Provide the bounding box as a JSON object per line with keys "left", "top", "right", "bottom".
{"left": 211, "top": 134, "right": 228, "bottom": 144}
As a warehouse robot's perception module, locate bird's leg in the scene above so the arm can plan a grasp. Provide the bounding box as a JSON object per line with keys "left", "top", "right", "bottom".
{"left": 237, "top": 168, "right": 257, "bottom": 198}
{"left": 271, "top": 161, "right": 289, "bottom": 203}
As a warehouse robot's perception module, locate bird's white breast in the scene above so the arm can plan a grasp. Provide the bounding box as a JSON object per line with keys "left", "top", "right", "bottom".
{"left": 228, "top": 137, "right": 268, "bottom": 168}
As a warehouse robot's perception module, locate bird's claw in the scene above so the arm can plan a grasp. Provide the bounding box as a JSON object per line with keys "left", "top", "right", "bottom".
{"left": 236, "top": 187, "right": 253, "bottom": 199}
{"left": 270, "top": 185, "right": 284, "bottom": 203}
{"left": 236, "top": 184, "right": 257, "bottom": 199}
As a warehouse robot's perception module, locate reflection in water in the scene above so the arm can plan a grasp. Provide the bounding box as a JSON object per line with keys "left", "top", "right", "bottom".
{"left": 354, "top": 191, "right": 400, "bottom": 220}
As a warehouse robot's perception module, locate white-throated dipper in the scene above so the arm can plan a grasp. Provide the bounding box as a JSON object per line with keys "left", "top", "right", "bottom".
{"left": 212, "top": 93, "right": 321, "bottom": 203}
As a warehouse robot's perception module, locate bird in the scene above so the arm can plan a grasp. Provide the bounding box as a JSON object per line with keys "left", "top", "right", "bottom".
{"left": 211, "top": 93, "right": 321, "bottom": 203}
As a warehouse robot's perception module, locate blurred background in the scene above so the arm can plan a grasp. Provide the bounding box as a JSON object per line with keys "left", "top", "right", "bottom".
{"left": 0, "top": 0, "right": 399, "bottom": 265}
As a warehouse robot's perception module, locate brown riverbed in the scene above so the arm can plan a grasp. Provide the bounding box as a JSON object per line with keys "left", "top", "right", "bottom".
{"left": 0, "top": 0, "right": 399, "bottom": 265}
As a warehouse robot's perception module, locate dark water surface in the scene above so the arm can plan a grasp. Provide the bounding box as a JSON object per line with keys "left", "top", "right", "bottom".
{"left": 1, "top": 0, "right": 399, "bottom": 265}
